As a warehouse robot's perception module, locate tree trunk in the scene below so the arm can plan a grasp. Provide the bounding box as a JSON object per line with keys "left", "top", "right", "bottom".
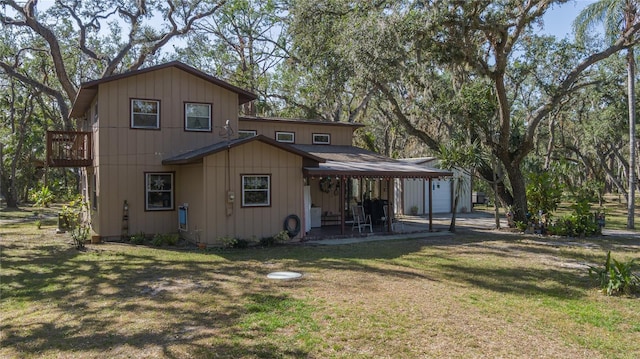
{"left": 627, "top": 47, "right": 636, "bottom": 229}
{"left": 503, "top": 160, "right": 528, "bottom": 223}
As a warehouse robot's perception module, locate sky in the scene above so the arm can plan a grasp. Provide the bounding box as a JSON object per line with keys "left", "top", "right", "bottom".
{"left": 23, "top": 0, "right": 598, "bottom": 40}
{"left": 540, "top": 0, "right": 597, "bottom": 39}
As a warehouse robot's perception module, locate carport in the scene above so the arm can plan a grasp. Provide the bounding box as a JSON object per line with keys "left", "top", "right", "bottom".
{"left": 294, "top": 145, "right": 453, "bottom": 235}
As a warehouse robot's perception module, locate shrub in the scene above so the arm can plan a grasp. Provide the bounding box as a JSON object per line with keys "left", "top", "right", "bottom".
{"left": 31, "top": 186, "right": 55, "bottom": 208}
{"left": 589, "top": 251, "right": 640, "bottom": 296}
{"left": 526, "top": 171, "right": 562, "bottom": 215}
{"left": 259, "top": 236, "right": 276, "bottom": 247}
{"left": 547, "top": 198, "right": 600, "bottom": 237}
{"left": 514, "top": 221, "right": 527, "bottom": 232}
{"left": 219, "top": 236, "right": 238, "bottom": 248}
{"left": 151, "top": 233, "right": 179, "bottom": 247}
{"left": 164, "top": 234, "right": 179, "bottom": 246}
{"left": 152, "top": 234, "right": 166, "bottom": 247}
{"left": 261, "top": 230, "right": 291, "bottom": 247}
{"left": 274, "top": 230, "right": 290, "bottom": 243}
{"left": 130, "top": 232, "right": 146, "bottom": 245}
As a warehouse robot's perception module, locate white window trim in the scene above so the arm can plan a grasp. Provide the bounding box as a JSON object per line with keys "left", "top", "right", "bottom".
{"left": 184, "top": 102, "right": 212, "bottom": 131}
{"left": 312, "top": 133, "right": 331, "bottom": 145}
{"left": 145, "top": 172, "right": 174, "bottom": 211}
{"left": 238, "top": 130, "right": 257, "bottom": 139}
{"left": 242, "top": 175, "right": 271, "bottom": 207}
{"left": 131, "top": 99, "right": 160, "bottom": 129}
{"left": 275, "top": 131, "right": 295, "bottom": 143}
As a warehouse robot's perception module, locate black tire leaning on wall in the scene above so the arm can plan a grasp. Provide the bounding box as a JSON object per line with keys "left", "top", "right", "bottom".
{"left": 283, "top": 214, "right": 301, "bottom": 238}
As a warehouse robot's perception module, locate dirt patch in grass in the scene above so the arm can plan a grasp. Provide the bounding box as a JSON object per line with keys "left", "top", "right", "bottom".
{"left": 1, "top": 224, "right": 639, "bottom": 358}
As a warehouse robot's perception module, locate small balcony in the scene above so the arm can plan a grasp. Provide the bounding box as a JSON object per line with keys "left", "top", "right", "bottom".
{"left": 46, "top": 131, "right": 92, "bottom": 167}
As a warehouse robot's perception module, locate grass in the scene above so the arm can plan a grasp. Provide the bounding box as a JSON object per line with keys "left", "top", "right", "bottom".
{"left": 1, "top": 204, "right": 640, "bottom": 358}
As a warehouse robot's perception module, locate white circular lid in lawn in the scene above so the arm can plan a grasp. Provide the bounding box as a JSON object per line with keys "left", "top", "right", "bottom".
{"left": 267, "top": 271, "right": 303, "bottom": 280}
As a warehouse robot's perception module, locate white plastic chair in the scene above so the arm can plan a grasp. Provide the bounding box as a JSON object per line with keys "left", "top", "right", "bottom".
{"left": 352, "top": 205, "right": 372, "bottom": 233}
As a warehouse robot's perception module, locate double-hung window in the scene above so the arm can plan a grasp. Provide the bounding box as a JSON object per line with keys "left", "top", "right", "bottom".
{"left": 185, "top": 102, "right": 212, "bottom": 131}
{"left": 131, "top": 99, "right": 160, "bottom": 129}
{"left": 242, "top": 175, "right": 270, "bottom": 207}
{"left": 145, "top": 172, "right": 174, "bottom": 211}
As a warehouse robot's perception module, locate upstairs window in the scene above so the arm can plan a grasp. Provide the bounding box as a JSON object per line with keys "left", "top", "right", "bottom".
{"left": 312, "top": 133, "right": 331, "bottom": 145}
{"left": 131, "top": 99, "right": 160, "bottom": 129}
{"left": 275, "top": 131, "right": 295, "bottom": 143}
{"left": 185, "top": 102, "right": 212, "bottom": 131}
{"left": 238, "top": 130, "right": 257, "bottom": 139}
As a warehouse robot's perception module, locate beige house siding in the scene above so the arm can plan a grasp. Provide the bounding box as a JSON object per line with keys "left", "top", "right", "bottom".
{"left": 201, "top": 141, "right": 304, "bottom": 243}
{"left": 239, "top": 119, "right": 355, "bottom": 146}
{"left": 84, "top": 66, "right": 242, "bottom": 240}
{"left": 173, "top": 164, "right": 204, "bottom": 242}
{"left": 96, "top": 66, "right": 239, "bottom": 166}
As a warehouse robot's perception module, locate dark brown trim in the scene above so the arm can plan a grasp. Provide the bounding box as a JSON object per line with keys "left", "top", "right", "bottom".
{"left": 240, "top": 116, "right": 365, "bottom": 128}
{"left": 130, "top": 98, "right": 161, "bottom": 130}
{"left": 183, "top": 101, "right": 213, "bottom": 132}
{"left": 144, "top": 171, "right": 176, "bottom": 211}
{"left": 80, "top": 61, "right": 257, "bottom": 104}
{"left": 240, "top": 174, "right": 272, "bottom": 208}
{"left": 162, "top": 135, "right": 325, "bottom": 165}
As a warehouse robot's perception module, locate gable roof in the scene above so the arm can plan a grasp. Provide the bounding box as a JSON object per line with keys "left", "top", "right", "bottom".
{"left": 70, "top": 61, "right": 257, "bottom": 118}
{"left": 162, "top": 135, "right": 326, "bottom": 165}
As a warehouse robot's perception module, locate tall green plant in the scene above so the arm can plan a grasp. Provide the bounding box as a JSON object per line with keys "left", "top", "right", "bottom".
{"left": 31, "top": 186, "right": 55, "bottom": 208}
{"left": 63, "top": 196, "right": 91, "bottom": 250}
{"left": 526, "top": 171, "right": 562, "bottom": 215}
{"left": 589, "top": 251, "right": 640, "bottom": 296}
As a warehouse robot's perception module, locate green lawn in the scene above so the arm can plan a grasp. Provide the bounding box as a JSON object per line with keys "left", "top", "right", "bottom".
{"left": 1, "top": 207, "right": 639, "bottom": 358}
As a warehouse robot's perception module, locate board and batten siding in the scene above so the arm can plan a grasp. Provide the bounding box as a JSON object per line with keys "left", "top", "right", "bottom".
{"left": 173, "top": 164, "right": 204, "bottom": 242}
{"left": 202, "top": 141, "right": 304, "bottom": 243}
{"left": 239, "top": 119, "right": 355, "bottom": 146}
{"left": 91, "top": 66, "right": 240, "bottom": 239}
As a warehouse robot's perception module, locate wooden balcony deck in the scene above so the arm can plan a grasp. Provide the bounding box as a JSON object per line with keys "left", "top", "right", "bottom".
{"left": 46, "top": 131, "right": 92, "bottom": 167}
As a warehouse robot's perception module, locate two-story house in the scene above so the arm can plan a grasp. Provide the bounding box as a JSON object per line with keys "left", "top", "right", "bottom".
{"left": 47, "top": 61, "right": 451, "bottom": 245}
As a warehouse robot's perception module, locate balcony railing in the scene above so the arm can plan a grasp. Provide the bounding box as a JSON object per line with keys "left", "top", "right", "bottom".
{"left": 46, "top": 131, "right": 92, "bottom": 167}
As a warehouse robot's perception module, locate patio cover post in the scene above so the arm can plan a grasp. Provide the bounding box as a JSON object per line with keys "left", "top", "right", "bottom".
{"left": 387, "top": 179, "right": 392, "bottom": 232}
{"left": 340, "top": 176, "right": 346, "bottom": 235}
{"left": 428, "top": 177, "right": 433, "bottom": 232}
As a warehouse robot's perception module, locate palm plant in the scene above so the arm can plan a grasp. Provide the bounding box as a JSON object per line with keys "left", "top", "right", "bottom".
{"left": 574, "top": 0, "right": 639, "bottom": 229}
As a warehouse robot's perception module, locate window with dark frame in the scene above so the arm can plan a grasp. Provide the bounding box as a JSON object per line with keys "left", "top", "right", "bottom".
{"left": 131, "top": 99, "right": 160, "bottom": 129}
{"left": 242, "top": 175, "right": 270, "bottom": 207}
{"left": 275, "top": 131, "right": 294, "bottom": 143}
{"left": 145, "top": 172, "right": 174, "bottom": 211}
{"left": 185, "top": 102, "right": 212, "bottom": 131}
{"left": 312, "top": 133, "right": 331, "bottom": 145}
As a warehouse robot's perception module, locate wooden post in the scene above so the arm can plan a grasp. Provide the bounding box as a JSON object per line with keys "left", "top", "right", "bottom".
{"left": 428, "top": 177, "right": 433, "bottom": 232}
{"left": 340, "top": 176, "right": 346, "bottom": 235}
{"left": 387, "top": 178, "right": 392, "bottom": 232}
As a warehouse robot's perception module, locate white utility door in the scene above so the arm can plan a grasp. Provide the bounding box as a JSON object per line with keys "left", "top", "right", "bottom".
{"left": 424, "top": 179, "right": 452, "bottom": 213}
